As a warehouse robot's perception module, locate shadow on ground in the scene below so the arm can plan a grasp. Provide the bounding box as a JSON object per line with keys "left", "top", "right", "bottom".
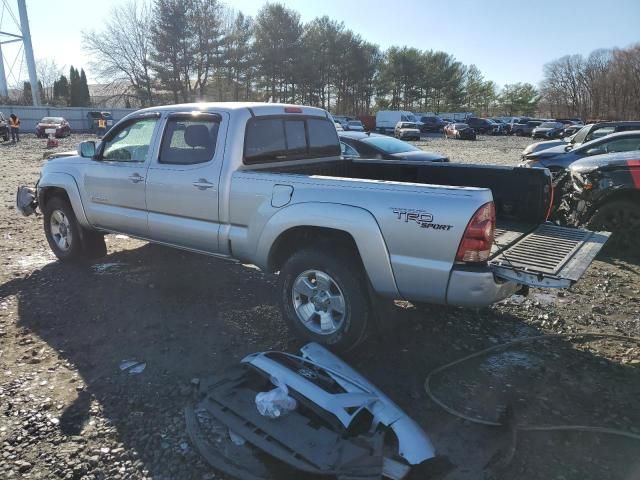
{"left": 1, "top": 243, "right": 639, "bottom": 479}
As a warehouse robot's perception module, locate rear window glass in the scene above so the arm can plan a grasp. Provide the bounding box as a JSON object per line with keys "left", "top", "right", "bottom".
{"left": 244, "top": 116, "right": 340, "bottom": 164}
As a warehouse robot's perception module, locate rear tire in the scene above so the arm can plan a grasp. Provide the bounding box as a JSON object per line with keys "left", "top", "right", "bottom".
{"left": 587, "top": 200, "right": 640, "bottom": 251}
{"left": 278, "top": 246, "right": 371, "bottom": 352}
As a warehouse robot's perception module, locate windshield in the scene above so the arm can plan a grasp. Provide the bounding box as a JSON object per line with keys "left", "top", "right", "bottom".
{"left": 540, "top": 122, "right": 561, "bottom": 128}
{"left": 348, "top": 121, "right": 363, "bottom": 127}
{"left": 41, "top": 117, "right": 63, "bottom": 123}
{"left": 399, "top": 123, "right": 417, "bottom": 129}
{"left": 362, "top": 136, "right": 420, "bottom": 153}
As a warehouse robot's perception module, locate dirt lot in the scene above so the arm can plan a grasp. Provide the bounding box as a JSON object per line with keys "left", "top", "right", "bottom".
{"left": 1, "top": 134, "right": 639, "bottom": 480}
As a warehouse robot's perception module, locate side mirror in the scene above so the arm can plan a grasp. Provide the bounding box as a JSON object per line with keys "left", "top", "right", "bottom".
{"left": 78, "top": 141, "right": 96, "bottom": 158}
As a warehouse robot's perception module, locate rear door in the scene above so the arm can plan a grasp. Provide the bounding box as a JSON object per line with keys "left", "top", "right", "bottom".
{"left": 145, "top": 111, "right": 227, "bottom": 253}
{"left": 489, "top": 224, "right": 609, "bottom": 288}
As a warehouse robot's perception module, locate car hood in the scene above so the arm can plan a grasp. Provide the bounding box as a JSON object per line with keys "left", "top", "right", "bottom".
{"left": 569, "top": 150, "right": 640, "bottom": 174}
{"left": 527, "top": 143, "right": 570, "bottom": 158}
{"left": 522, "top": 139, "right": 565, "bottom": 155}
{"left": 389, "top": 150, "right": 448, "bottom": 162}
{"left": 46, "top": 150, "right": 78, "bottom": 160}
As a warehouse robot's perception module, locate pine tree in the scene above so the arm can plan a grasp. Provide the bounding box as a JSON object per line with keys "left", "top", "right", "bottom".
{"left": 80, "top": 69, "right": 91, "bottom": 106}
{"left": 69, "top": 66, "right": 81, "bottom": 106}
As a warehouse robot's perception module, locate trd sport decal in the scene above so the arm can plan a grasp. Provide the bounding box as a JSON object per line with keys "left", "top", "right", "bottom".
{"left": 392, "top": 208, "right": 453, "bottom": 231}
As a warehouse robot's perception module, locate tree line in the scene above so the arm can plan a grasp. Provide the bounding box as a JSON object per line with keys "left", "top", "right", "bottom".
{"left": 81, "top": 0, "right": 540, "bottom": 116}
{"left": 539, "top": 45, "right": 640, "bottom": 121}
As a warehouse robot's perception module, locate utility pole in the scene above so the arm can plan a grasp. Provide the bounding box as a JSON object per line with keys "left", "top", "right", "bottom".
{"left": 17, "top": 0, "right": 40, "bottom": 106}
{"left": 0, "top": 43, "right": 8, "bottom": 98}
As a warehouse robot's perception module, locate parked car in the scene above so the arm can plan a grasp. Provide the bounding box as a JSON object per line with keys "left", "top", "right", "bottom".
{"left": 489, "top": 118, "right": 509, "bottom": 135}
{"left": 345, "top": 120, "right": 365, "bottom": 132}
{"left": 561, "top": 124, "right": 583, "bottom": 138}
{"left": 466, "top": 117, "right": 498, "bottom": 135}
{"left": 339, "top": 131, "right": 446, "bottom": 161}
{"left": 444, "top": 122, "right": 476, "bottom": 140}
{"left": 394, "top": 121, "right": 421, "bottom": 140}
{"left": 521, "top": 121, "right": 640, "bottom": 158}
{"left": 16, "top": 102, "right": 606, "bottom": 352}
{"left": 334, "top": 121, "right": 344, "bottom": 132}
{"left": 0, "top": 111, "right": 9, "bottom": 141}
{"left": 35, "top": 117, "right": 71, "bottom": 138}
{"left": 521, "top": 130, "right": 640, "bottom": 172}
{"left": 505, "top": 117, "right": 527, "bottom": 134}
{"left": 375, "top": 110, "right": 419, "bottom": 133}
{"left": 512, "top": 120, "right": 542, "bottom": 136}
{"left": 419, "top": 116, "right": 448, "bottom": 133}
{"left": 87, "top": 111, "right": 114, "bottom": 134}
{"left": 531, "top": 121, "right": 565, "bottom": 139}
{"left": 553, "top": 150, "right": 640, "bottom": 250}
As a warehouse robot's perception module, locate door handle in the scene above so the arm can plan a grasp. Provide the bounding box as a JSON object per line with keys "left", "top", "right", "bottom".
{"left": 128, "top": 173, "right": 145, "bottom": 183}
{"left": 192, "top": 178, "right": 215, "bottom": 190}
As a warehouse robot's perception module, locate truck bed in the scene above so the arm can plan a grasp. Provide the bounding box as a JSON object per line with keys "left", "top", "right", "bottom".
{"left": 258, "top": 159, "right": 553, "bottom": 225}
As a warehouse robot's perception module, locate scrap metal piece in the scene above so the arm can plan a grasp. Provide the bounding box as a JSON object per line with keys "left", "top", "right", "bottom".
{"left": 189, "top": 343, "right": 435, "bottom": 480}
{"left": 243, "top": 342, "right": 436, "bottom": 465}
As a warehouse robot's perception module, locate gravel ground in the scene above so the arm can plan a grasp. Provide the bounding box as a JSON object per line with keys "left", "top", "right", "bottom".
{"left": 1, "top": 134, "right": 639, "bottom": 480}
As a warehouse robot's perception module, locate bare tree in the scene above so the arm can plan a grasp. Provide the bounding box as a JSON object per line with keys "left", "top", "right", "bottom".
{"left": 36, "top": 58, "right": 63, "bottom": 104}
{"left": 82, "top": 0, "right": 154, "bottom": 106}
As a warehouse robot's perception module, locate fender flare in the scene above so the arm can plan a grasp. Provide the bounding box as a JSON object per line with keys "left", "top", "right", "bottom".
{"left": 256, "top": 202, "right": 399, "bottom": 298}
{"left": 38, "top": 172, "right": 91, "bottom": 228}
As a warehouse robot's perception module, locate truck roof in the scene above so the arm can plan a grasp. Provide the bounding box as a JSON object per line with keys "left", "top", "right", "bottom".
{"left": 132, "top": 102, "right": 329, "bottom": 117}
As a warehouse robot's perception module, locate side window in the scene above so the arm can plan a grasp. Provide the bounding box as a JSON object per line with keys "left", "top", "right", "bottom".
{"left": 603, "top": 137, "right": 640, "bottom": 153}
{"left": 586, "top": 126, "right": 614, "bottom": 142}
{"left": 340, "top": 142, "right": 359, "bottom": 158}
{"left": 159, "top": 117, "right": 219, "bottom": 165}
{"left": 102, "top": 118, "right": 158, "bottom": 162}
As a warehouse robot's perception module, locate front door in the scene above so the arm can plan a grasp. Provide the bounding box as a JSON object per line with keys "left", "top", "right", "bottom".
{"left": 82, "top": 115, "right": 161, "bottom": 237}
{"left": 145, "top": 112, "right": 226, "bottom": 253}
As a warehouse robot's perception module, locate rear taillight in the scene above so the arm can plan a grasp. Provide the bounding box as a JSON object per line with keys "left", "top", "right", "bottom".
{"left": 456, "top": 202, "right": 495, "bottom": 263}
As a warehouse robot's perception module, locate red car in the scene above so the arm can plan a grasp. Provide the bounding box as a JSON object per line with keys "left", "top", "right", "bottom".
{"left": 444, "top": 122, "right": 477, "bottom": 140}
{"left": 35, "top": 117, "right": 71, "bottom": 138}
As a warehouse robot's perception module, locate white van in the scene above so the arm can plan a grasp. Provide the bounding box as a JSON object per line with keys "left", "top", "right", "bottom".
{"left": 376, "top": 111, "right": 419, "bottom": 133}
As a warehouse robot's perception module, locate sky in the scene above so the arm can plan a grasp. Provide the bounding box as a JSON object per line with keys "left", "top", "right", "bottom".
{"left": 1, "top": 0, "right": 639, "bottom": 88}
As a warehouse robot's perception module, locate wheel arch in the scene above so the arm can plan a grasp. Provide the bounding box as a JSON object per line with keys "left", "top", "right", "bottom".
{"left": 588, "top": 188, "right": 640, "bottom": 217}
{"left": 38, "top": 173, "right": 91, "bottom": 228}
{"left": 257, "top": 203, "right": 399, "bottom": 298}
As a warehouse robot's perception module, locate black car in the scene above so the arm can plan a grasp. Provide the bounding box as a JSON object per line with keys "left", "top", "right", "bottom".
{"left": 512, "top": 120, "right": 542, "bottom": 136}
{"left": 419, "top": 116, "right": 448, "bottom": 133}
{"left": 0, "top": 111, "right": 9, "bottom": 142}
{"left": 339, "top": 132, "right": 448, "bottom": 162}
{"left": 443, "top": 122, "right": 477, "bottom": 140}
{"left": 465, "top": 117, "right": 498, "bottom": 135}
{"left": 553, "top": 150, "right": 640, "bottom": 250}
{"left": 531, "top": 121, "right": 565, "bottom": 139}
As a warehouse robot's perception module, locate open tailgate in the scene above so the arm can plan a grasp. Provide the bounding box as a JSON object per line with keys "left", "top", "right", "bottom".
{"left": 489, "top": 224, "right": 610, "bottom": 288}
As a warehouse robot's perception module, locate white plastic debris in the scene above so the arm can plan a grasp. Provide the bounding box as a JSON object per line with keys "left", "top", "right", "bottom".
{"left": 119, "top": 360, "right": 146, "bottom": 375}
{"left": 228, "top": 430, "right": 246, "bottom": 446}
{"left": 255, "top": 376, "right": 297, "bottom": 418}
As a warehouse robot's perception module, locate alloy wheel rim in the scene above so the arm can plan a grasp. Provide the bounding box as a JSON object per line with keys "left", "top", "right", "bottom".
{"left": 292, "top": 269, "right": 346, "bottom": 335}
{"left": 50, "top": 209, "right": 72, "bottom": 251}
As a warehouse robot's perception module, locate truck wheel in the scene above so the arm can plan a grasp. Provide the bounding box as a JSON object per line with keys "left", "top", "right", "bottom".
{"left": 279, "top": 247, "right": 370, "bottom": 352}
{"left": 587, "top": 200, "right": 640, "bottom": 251}
{"left": 43, "top": 197, "right": 85, "bottom": 262}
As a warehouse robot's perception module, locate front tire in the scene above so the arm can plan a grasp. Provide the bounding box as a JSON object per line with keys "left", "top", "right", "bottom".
{"left": 279, "top": 247, "right": 371, "bottom": 352}
{"left": 43, "top": 197, "right": 84, "bottom": 261}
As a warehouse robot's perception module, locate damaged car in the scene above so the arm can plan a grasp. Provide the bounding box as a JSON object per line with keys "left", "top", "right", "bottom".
{"left": 186, "top": 342, "right": 439, "bottom": 480}
{"left": 553, "top": 150, "right": 640, "bottom": 250}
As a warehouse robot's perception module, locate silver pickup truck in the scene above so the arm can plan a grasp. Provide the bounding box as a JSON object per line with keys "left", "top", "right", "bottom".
{"left": 17, "top": 103, "right": 609, "bottom": 351}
